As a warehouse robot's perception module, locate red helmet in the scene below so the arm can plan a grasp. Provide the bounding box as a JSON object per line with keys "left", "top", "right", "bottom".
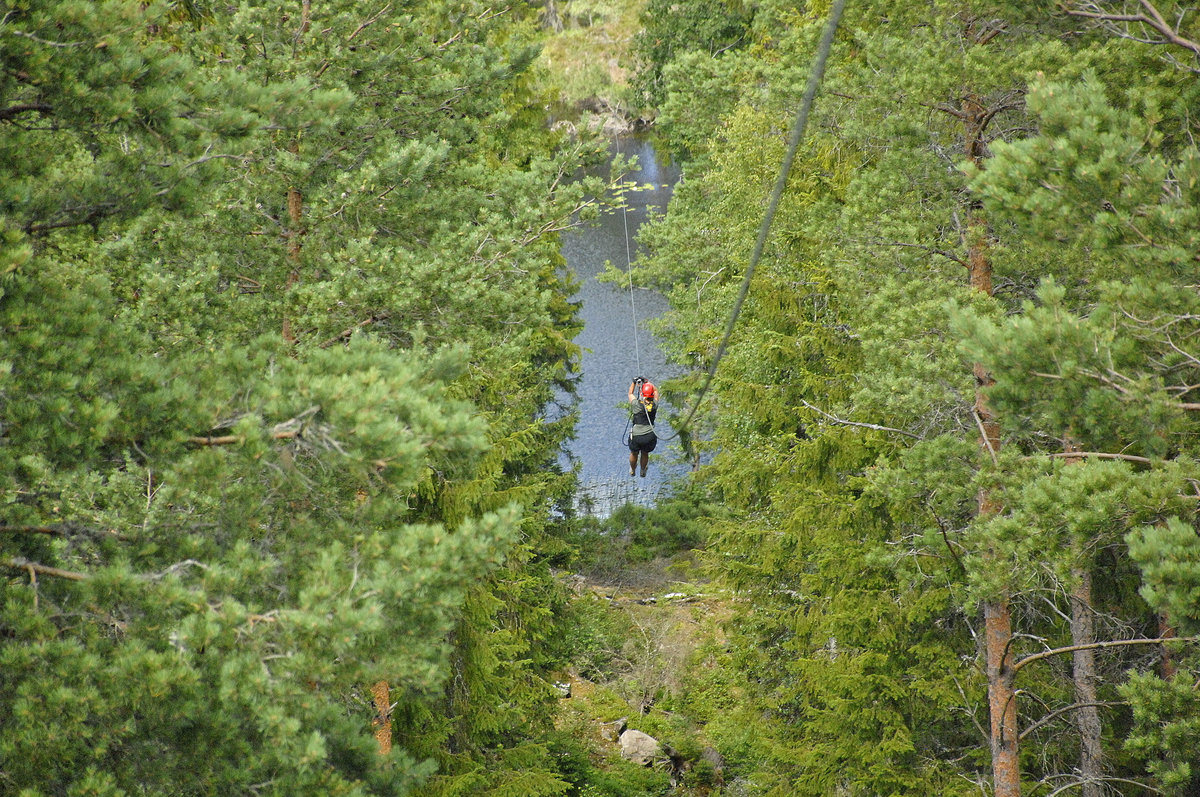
{"left": 641, "top": 382, "right": 656, "bottom": 399}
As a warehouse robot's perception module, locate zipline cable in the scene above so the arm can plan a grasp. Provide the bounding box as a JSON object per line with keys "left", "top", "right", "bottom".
{"left": 623, "top": 199, "right": 642, "bottom": 377}
{"left": 659, "top": 0, "right": 847, "bottom": 443}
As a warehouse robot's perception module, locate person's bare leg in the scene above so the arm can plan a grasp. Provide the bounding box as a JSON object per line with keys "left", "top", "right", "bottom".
{"left": 639, "top": 452, "right": 649, "bottom": 477}
{"left": 629, "top": 451, "right": 637, "bottom": 476}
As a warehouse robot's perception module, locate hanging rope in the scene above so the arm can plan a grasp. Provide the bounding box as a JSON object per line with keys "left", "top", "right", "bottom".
{"left": 623, "top": 198, "right": 642, "bottom": 377}
{"left": 660, "top": 0, "right": 847, "bottom": 443}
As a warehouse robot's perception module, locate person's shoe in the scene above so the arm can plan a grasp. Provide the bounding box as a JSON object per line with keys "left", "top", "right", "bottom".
{"left": 629, "top": 467, "right": 635, "bottom": 476}
{"left": 640, "top": 469, "right": 647, "bottom": 478}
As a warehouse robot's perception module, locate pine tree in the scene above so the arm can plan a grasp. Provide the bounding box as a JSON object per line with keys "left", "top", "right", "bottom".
{"left": 1, "top": 1, "right": 602, "bottom": 793}
{"left": 630, "top": 0, "right": 1200, "bottom": 793}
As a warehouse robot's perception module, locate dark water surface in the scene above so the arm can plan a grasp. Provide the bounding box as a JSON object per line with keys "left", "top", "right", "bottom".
{"left": 560, "top": 137, "right": 687, "bottom": 513}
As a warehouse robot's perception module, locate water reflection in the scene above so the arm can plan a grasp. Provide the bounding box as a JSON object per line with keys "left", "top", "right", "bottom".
{"left": 561, "top": 137, "right": 687, "bottom": 515}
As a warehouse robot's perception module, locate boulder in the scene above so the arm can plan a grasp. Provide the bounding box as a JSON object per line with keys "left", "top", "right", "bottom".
{"left": 618, "top": 729, "right": 661, "bottom": 766}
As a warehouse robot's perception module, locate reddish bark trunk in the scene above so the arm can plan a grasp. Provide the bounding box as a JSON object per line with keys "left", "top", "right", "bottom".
{"left": 372, "top": 680, "right": 392, "bottom": 755}
{"left": 963, "top": 86, "right": 1021, "bottom": 797}
{"left": 1159, "top": 610, "right": 1177, "bottom": 679}
{"left": 985, "top": 598, "right": 1019, "bottom": 797}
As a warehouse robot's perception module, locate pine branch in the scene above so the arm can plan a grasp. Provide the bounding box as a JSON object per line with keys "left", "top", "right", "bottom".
{"left": 187, "top": 406, "right": 322, "bottom": 446}
{"left": 1033, "top": 369, "right": 1200, "bottom": 411}
{"left": 3, "top": 557, "right": 88, "bottom": 581}
{"left": 0, "top": 524, "right": 129, "bottom": 542}
{"left": 1041, "top": 451, "right": 1154, "bottom": 464}
{"left": 1066, "top": 0, "right": 1200, "bottom": 62}
{"left": 0, "top": 103, "right": 52, "bottom": 121}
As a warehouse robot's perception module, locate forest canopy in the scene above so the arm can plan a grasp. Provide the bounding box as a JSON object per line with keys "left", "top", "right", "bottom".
{"left": 630, "top": 0, "right": 1200, "bottom": 794}
{"left": 1, "top": 1, "right": 606, "bottom": 794}
{"left": 5, "top": 1, "right": 1200, "bottom": 796}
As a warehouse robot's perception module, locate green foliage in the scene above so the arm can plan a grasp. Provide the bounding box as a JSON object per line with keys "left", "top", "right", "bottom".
{"left": 0, "top": 0, "right": 613, "bottom": 794}
{"left": 570, "top": 492, "right": 714, "bottom": 573}
{"left": 626, "top": 0, "right": 1200, "bottom": 792}
{"left": 1129, "top": 517, "right": 1200, "bottom": 636}
{"left": 630, "top": 0, "right": 754, "bottom": 110}
{"left": 1121, "top": 669, "right": 1200, "bottom": 795}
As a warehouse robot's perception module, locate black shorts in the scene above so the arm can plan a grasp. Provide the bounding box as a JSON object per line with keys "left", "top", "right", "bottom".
{"left": 628, "top": 431, "right": 657, "bottom": 453}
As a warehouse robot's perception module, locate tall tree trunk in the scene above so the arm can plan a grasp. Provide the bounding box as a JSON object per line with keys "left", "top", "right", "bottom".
{"left": 283, "top": 1, "right": 308, "bottom": 342}
{"left": 1063, "top": 440, "right": 1103, "bottom": 797}
{"left": 1070, "top": 566, "right": 1103, "bottom": 797}
{"left": 372, "top": 680, "right": 392, "bottom": 755}
{"left": 963, "top": 86, "right": 1021, "bottom": 797}
{"left": 985, "top": 597, "right": 1018, "bottom": 797}
{"left": 1159, "top": 610, "right": 1177, "bottom": 678}
{"left": 282, "top": 183, "right": 302, "bottom": 343}
{"left": 542, "top": 0, "right": 563, "bottom": 33}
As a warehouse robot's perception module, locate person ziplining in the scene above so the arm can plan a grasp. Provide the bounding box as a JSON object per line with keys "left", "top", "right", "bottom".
{"left": 627, "top": 377, "right": 659, "bottom": 477}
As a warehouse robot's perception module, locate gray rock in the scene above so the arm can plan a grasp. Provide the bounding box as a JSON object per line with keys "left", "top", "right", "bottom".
{"left": 599, "top": 716, "right": 627, "bottom": 742}
{"left": 618, "top": 729, "right": 661, "bottom": 766}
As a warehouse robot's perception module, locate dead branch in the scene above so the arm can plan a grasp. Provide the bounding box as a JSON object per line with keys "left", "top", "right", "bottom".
{"left": 1040, "top": 775, "right": 1161, "bottom": 797}
{"left": 1019, "top": 700, "right": 1126, "bottom": 740}
{"left": 1066, "top": 0, "right": 1200, "bottom": 64}
{"left": 0, "top": 103, "right": 52, "bottom": 121}
{"left": 859, "top": 238, "right": 969, "bottom": 268}
{"left": 1041, "top": 451, "right": 1154, "bottom": 464}
{"left": 187, "top": 406, "right": 321, "bottom": 446}
{"left": 318, "top": 316, "right": 378, "bottom": 348}
{"left": 347, "top": 3, "right": 392, "bottom": 41}
{"left": 4, "top": 557, "right": 88, "bottom": 581}
{"left": 972, "top": 409, "right": 999, "bottom": 464}
{"left": 799, "top": 399, "right": 920, "bottom": 439}
{"left": 1013, "top": 635, "right": 1200, "bottom": 674}
{"left": 0, "top": 524, "right": 129, "bottom": 542}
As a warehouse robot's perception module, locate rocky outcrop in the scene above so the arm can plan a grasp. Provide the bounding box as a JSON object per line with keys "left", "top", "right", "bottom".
{"left": 599, "top": 717, "right": 627, "bottom": 742}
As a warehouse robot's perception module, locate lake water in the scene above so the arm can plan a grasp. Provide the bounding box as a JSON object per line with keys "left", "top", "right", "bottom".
{"left": 560, "top": 137, "right": 688, "bottom": 514}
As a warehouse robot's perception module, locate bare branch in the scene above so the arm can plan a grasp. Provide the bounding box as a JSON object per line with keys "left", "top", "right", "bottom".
{"left": 1040, "top": 775, "right": 1161, "bottom": 797}
{"left": 8, "top": 29, "right": 86, "bottom": 47}
{"left": 348, "top": 3, "right": 392, "bottom": 41}
{"left": 972, "top": 409, "right": 999, "bottom": 463}
{"left": 1019, "top": 700, "right": 1126, "bottom": 740}
{"left": 799, "top": 399, "right": 920, "bottom": 439}
{"left": 859, "top": 238, "right": 968, "bottom": 268}
{"left": 0, "top": 524, "right": 129, "bottom": 542}
{"left": 4, "top": 557, "right": 88, "bottom": 581}
{"left": 0, "top": 103, "right": 52, "bottom": 121}
{"left": 1066, "top": 0, "right": 1200, "bottom": 65}
{"left": 318, "top": 316, "right": 378, "bottom": 348}
{"left": 187, "top": 406, "right": 322, "bottom": 446}
{"left": 1013, "top": 635, "right": 1200, "bottom": 674}
{"left": 1041, "top": 451, "right": 1154, "bottom": 464}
